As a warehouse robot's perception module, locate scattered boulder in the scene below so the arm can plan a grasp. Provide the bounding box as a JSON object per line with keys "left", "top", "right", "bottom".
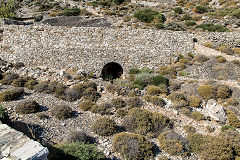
{"left": 202, "top": 99, "right": 227, "bottom": 123}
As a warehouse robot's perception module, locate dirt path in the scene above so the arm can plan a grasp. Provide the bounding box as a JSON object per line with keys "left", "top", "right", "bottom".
{"left": 195, "top": 43, "right": 240, "bottom": 61}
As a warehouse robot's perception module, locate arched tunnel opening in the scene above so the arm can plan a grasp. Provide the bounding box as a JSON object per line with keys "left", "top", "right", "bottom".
{"left": 101, "top": 62, "right": 123, "bottom": 81}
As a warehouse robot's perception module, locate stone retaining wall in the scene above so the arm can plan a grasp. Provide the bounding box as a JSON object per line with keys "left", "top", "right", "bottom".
{"left": 0, "top": 24, "right": 240, "bottom": 76}
{"left": 0, "top": 25, "right": 195, "bottom": 76}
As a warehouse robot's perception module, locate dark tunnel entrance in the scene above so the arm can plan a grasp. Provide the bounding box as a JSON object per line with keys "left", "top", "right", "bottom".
{"left": 101, "top": 62, "right": 123, "bottom": 81}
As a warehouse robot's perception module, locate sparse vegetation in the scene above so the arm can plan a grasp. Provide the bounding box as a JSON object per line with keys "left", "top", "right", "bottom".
{"left": 113, "top": 132, "right": 154, "bottom": 160}
{"left": 122, "top": 108, "right": 172, "bottom": 136}
{"left": 167, "top": 92, "right": 188, "bottom": 107}
{"left": 198, "top": 85, "right": 215, "bottom": 100}
{"left": 54, "top": 142, "right": 105, "bottom": 160}
{"left": 91, "top": 117, "right": 117, "bottom": 136}
{"left": 0, "top": 88, "right": 24, "bottom": 102}
{"left": 50, "top": 105, "right": 73, "bottom": 120}
{"left": 15, "top": 100, "right": 41, "bottom": 114}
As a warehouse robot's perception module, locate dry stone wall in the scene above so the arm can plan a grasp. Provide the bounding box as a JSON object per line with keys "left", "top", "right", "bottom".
{"left": 0, "top": 25, "right": 195, "bottom": 76}
{"left": 1, "top": 24, "right": 240, "bottom": 76}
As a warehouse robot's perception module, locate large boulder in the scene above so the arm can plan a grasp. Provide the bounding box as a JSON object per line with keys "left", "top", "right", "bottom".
{"left": 202, "top": 99, "right": 227, "bottom": 123}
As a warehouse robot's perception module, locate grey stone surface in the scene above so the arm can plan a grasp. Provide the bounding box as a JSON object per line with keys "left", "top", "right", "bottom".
{"left": 0, "top": 124, "right": 49, "bottom": 160}
{"left": 202, "top": 99, "right": 227, "bottom": 123}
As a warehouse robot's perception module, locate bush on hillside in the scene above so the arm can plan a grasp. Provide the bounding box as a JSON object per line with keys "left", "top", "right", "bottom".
{"left": 122, "top": 108, "right": 172, "bottom": 136}
{"left": 54, "top": 142, "right": 105, "bottom": 160}
{"left": 61, "top": 8, "right": 81, "bottom": 16}
{"left": 158, "top": 130, "right": 189, "bottom": 156}
{"left": 79, "top": 100, "right": 96, "bottom": 111}
{"left": 195, "top": 24, "right": 228, "bottom": 32}
{"left": 185, "top": 20, "right": 196, "bottom": 26}
{"left": 90, "top": 103, "right": 112, "bottom": 115}
{"left": 173, "top": 7, "right": 183, "bottom": 14}
{"left": 226, "top": 110, "right": 240, "bottom": 128}
{"left": 151, "top": 74, "right": 168, "bottom": 86}
{"left": 189, "top": 96, "right": 201, "bottom": 108}
{"left": 112, "top": 98, "right": 126, "bottom": 109}
{"left": 167, "top": 92, "right": 188, "bottom": 107}
{"left": 197, "top": 85, "right": 215, "bottom": 100}
{"left": 128, "top": 68, "right": 140, "bottom": 74}
{"left": 192, "top": 5, "right": 208, "bottom": 13}
{"left": 216, "top": 85, "right": 231, "bottom": 99}
{"left": 65, "top": 131, "right": 94, "bottom": 144}
{"left": 113, "top": 132, "right": 153, "bottom": 160}
{"left": 15, "top": 100, "right": 41, "bottom": 114}
{"left": 50, "top": 105, "right": 73, "bottom": 120}
{"left": 164, "top": 22, "right": 186, "bottom": 31}
{"left": 91, "top": 117, "right": 117, "bottom": 136}
{"left": 133, "top": 8, "right": 159, "bottom": 23}
{"left": 0, "top": 88, "right": 24, "bottom": 102}
{"left": 143, "top": 95, "right": 166, "bottom": 106}
{"left": 0, "top": 73, "right": 19, "bottom": 85}
{"left": 127, "top": 97, "right": 143, "bottom": 109}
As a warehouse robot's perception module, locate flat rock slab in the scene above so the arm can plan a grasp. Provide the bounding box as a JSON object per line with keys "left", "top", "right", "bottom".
{"left": 42, "top": 16, "right": 111, "bottom": 27}
{"left": 0, "top": 124, "right": 49, "bottom": 160}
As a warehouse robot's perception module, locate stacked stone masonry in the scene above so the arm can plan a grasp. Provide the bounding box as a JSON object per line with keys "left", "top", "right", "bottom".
{"left": 0, "top": 123, "right": 49, "bottom": 160}
{"left": 0, "top": 25, "right": 240, "bottom": 76}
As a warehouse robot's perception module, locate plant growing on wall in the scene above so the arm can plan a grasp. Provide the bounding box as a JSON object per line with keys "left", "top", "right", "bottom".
{"left": 0, "top": 0, "right": 17, "bottom": 19}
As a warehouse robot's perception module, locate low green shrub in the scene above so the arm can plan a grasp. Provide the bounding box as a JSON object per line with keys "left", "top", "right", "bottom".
{"left": 192, "top": 5, "right": 208, "bottom": 13}
{"left": 15, "top": 100, "right": 41, "bottom": 114}
{"left": 151, "top": 74, "right": 168, "bottom": 86}
{"left": 146, "top": 85, "right": 162, "bottom": 96}
{"left": 11, "top": 78, "right": 27, "bottom": 87}
{"left": 0, "top": 73, "right": 19, "bottom": 85}
{"left": 226, "top": 110, "right": 240, "bottom": 128}
{"left": 189, "top": 96, "right": 201, "bottom": 107}
{"left": 122, "top": 108, "right": 172, "bottom": 136}
{"left": 90, "top": 103, "right": 112, "bottom": 115}
{"left": 115, "top": 108, "right": 128, "bottom": 118}
{"left": 112, "top": 98, "right": 126, "bottom": 109}
{"left": 13, "top": 62, "right": 24, "bottom": 69}
{"left": 180, "top": 14, "right": 192, "bottom": 21}
{"left": 197, "top": 84, "right": 215, "bottom": 100}
{"left": 113, "top": 132, "right": 153, "bottom": 160}
{"left": 155, "top": 22, "right": 164, "bottom": 29}
{"left": 24, "top": 79, "right": 38, "bottom": 90}
{"left": 143, "top": 95, "right": 166, "bottom": 106}
{"left": 54, "top": 142, "right": 105, "bottom": 160}
{"left": 0, "top": 88, "right": 24, "bottom": 102}
{"left": 61, "top": 8, "right": 81, "bottom": 16}
{"left": 82, "top": 87, "right": 100, "bottom": 102}
{"left": 167, "top": 92, "right": 188, "bottom": 107}
{"left": 127, "top": 97, "right": 143, "bottom": 109}
{"left": 91, "top": 117, "right": 117, "bottom": 136}
{"left": 185, "top": 20, "right": 196, "bottom": 26}
{"left": 195, "top": 24, "right": 228, "bottom": 32}
{"left": 221, "top": 125, "right": 236, "bottom": 132}
{"left": 164, "top": 22, "right": 185, "bottom": 31}
{"left": 79, "top": 100, "right": 96, "bottom": 111}
{"left": 158, "top": 130, "right": 188, "bottom": 156}
{"left": 152, "top": 13, "right": 166, "bottom": 23}
{"left": 65, "top": 131, "right": 94, "bottom": 144}
{"left": 128, "top": 68, "right": 140, "bottom": 74}
{"left": 50, "top": 105, "right": 73, "bottom": 120}
{"left": 173, "top": 7, "right": 183, "bottom": 14}
{"left": 183, "top": 125, "right": 196, "bottom": 134}
{"left": 133, "top": 8, "right": 159, "bottom": 23}
{"left": 131, "top": 79, "right": 145, "bottom": 90}
{"left": 216, "top": 85, "right": 231, "bottom": 99}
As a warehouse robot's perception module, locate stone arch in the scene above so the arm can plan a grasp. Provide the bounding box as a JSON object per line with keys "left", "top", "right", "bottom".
{"left": 101, "top": 62, "right": 123, "bottom": 80}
